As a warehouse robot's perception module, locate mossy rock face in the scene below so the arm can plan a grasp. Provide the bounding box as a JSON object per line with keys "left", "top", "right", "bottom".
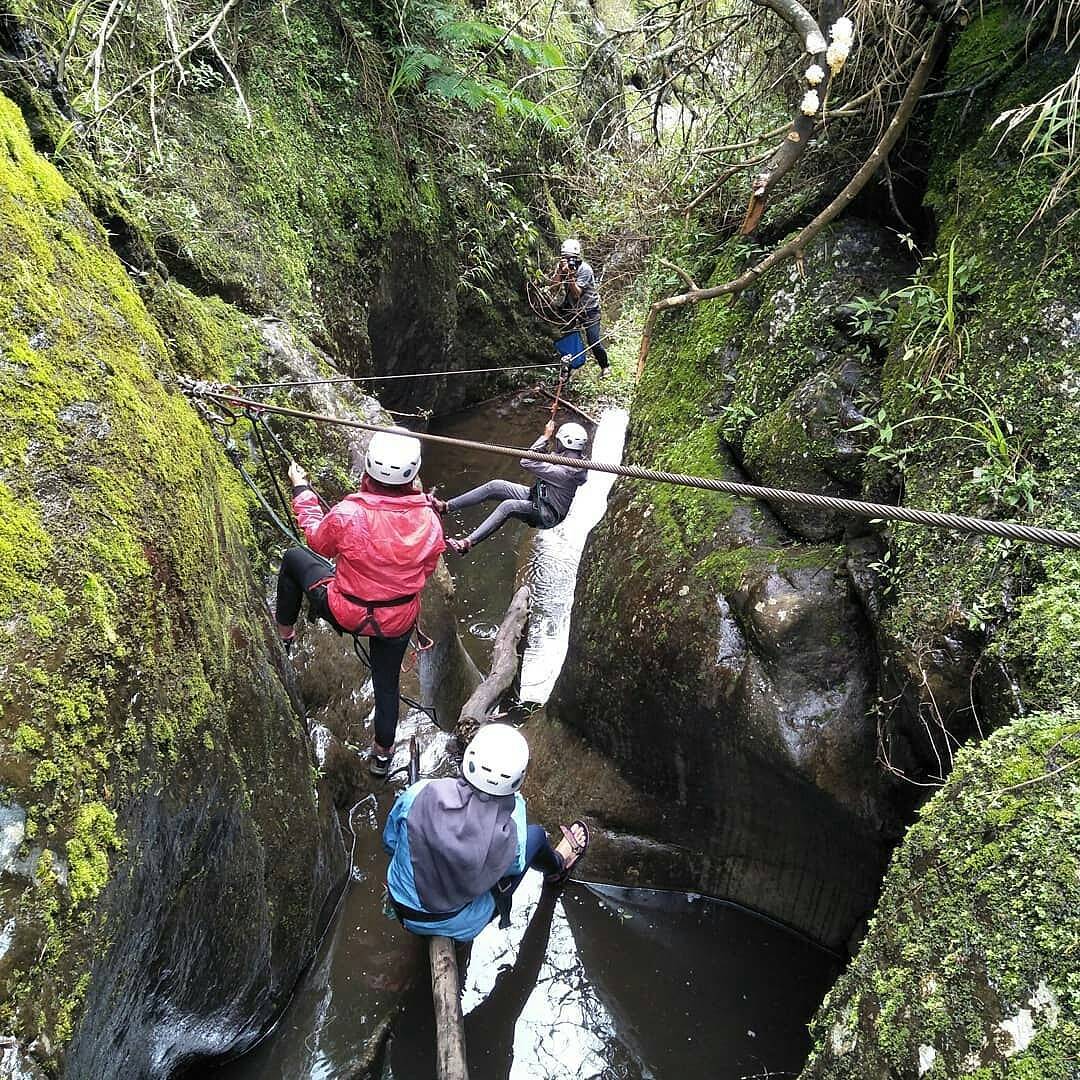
{"left": 556, "top": 221, "right": 920, "bottom": 948}
{"left": 800, "top": 707, "right": 1080, "bottom": 1080}
{"left": 870, "top": 17, "right": 1080, "bottom": 768}
{"left": 3, "top": 0, "right": 556, "bottom": 415}
{"left": 0, "top": 92, "right": 341, "bottom": 1074}
{"left": 801, "top": 9, "right": 1080, "bottom": 1075}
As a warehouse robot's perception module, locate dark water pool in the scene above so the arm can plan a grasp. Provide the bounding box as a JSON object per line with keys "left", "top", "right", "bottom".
{"left": 387, "top": 874, "right": 839, "bottom": 1080}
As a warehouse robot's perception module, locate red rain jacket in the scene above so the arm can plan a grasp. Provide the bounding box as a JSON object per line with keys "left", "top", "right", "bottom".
{"left": 292, "top": 486, "right": 445, "bottom": 638}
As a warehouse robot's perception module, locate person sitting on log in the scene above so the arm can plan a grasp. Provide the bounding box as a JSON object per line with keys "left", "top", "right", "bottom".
{"left": 383, "top": 723, "right": 589, "bottom": 942}
{"left": 433, "top": 420, "right": 589, "bottom": 555}
{"left": 276, "top": 430, "right": 445, "bottom": 778}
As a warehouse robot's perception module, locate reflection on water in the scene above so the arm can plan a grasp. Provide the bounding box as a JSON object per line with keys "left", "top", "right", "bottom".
{"left": 423, "top": 391, "right": 628, "bottom": 703}
{"left": 213, "top": 709, "right": 450, "bottom": 1080}
{"left": 388, "top": 872, "right": 839, "bottom": 1080}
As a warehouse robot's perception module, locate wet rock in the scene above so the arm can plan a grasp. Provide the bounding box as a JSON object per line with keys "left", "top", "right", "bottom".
{"left": 0, "top": 805, "right": 26, "bottom": 873}
{"left": 741, "top": 360, "right": 873, "bottom": 540}
{"left": 0, "top": 1039, "right": 48, "bottom": 1080}
{"left": 0, "top": 102, "right": 342, "bottom": 1077}
{"left": 555, "top": 223, "right": 913, "bottom": 948}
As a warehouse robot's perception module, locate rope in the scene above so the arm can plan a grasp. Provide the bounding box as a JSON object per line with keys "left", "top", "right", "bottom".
{"left": 249, "top": 410, "right": 299, "bottom": 528}
{"left": 247, "top": 407, "right": 332, "bottom": 514}
{"left": 549, "top": 371, "right": 565, "bottom": 421}
{"left": 233, "top": 362, "right": 561, "bottom": 393}
{"left": 351, "top": 634, "right": 443, "bottom": 730}
{"left": 184, "top": 386, "right": 1080, "bottom": 551}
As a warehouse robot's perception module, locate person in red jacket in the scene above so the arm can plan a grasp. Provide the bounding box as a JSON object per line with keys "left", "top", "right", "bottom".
{"left": 275, "top": 430, "right": 446, "bottom": 777}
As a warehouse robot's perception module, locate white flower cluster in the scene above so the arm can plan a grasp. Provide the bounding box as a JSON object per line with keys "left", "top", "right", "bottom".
{"left": 801, "top": 89, "right": 820, "bottom": 115}
{"left": 826, "top": 16, "right": 854, "bottom": 74}
{"left": 804, "top": 63, "right": 825, "bottom": 86}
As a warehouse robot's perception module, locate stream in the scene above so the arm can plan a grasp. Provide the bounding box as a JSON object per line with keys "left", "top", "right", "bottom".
{"left": 214, "top": 390, "right": 839, "bottom": 1079}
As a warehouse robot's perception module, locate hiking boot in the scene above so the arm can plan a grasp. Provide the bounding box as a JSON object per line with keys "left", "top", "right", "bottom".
{"left": 445, "top": 537, "right": 472, "bottom": 556}
{"left": 430, "top": 496, "right": 448, "bottom": 515}
{"left": 369, "top": 743, "right": 393, "bottom": 778}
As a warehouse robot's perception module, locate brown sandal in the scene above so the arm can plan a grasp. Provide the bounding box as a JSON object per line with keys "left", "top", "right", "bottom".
{"left": 545, "top": 820, "right": 590, "bottom": 885}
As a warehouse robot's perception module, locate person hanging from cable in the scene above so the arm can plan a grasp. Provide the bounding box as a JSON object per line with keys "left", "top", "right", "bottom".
{"left": 552, "top": 238, "right": 609, "bottom": 377}
{"left": 383, "top": 723, "right": 590, "bottom": 942}
{"left": 276, "top": 430, "right": 445, "bottom": 778}
{"left": 432, "top": 420, "right": 589, "bottom": 555}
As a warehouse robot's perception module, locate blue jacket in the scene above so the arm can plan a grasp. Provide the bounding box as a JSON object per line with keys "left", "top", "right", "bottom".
{"left": 383, "top": 779, "right": 528, "bottom": 941}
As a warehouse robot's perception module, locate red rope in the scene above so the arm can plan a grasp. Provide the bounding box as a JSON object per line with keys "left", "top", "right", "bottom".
{"left": 549, "top": 371, "right": 565, "bottom": 421}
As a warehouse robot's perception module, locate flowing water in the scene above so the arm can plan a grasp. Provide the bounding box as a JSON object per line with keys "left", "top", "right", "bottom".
{"left": 215, "top": 390, "right": 840, "bottom": 1079}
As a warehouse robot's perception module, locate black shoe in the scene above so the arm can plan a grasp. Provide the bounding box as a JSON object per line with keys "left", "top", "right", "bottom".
{"left": 445, "top": 537, "right": 472, "bottom": 556}
{"left": 369, "top": 750, "right": 391, "bottom": 778}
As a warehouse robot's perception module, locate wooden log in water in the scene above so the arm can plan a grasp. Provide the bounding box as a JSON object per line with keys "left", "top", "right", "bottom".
{"left": 429, "top": 936, "right": 469, "bottom": 1080}
{"left": 537, "top": 385, "right": 599, "bottom": 426}
{"left": 457, "top": 584, "right": 530, "bottom": 733}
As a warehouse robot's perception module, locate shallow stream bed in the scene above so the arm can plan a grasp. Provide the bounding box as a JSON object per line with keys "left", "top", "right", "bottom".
{"left": 215, "top": 389, "right": 840, "bottom": 1079}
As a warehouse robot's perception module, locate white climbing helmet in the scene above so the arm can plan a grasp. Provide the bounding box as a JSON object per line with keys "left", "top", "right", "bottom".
{"left": 462, "top": 723, "right": 530, "bottom": 797}
{"left": 556, "top": 422, "right": 588, "bottom": 452}
{"left": 560, "top": 238, "right": 583, "bottom": 258}
{"left": 365, "top": 429, "right": 422, "bottom": 486}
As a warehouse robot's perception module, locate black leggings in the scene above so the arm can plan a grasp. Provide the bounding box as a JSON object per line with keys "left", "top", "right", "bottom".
{"left": 276, "top": 547, "right": 412, "bottom": 748}
{"left": 583, "top": 318, "right": 609, "bottom": 370}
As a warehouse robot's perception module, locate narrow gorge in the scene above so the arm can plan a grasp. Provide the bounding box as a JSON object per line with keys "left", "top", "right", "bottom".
{"left": 0, "top": 1, "right": 1077, "bottom": 1078}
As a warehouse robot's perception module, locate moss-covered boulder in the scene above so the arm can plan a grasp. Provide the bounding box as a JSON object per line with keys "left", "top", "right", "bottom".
{"left": 801, "top": 707, "right": 1080, "bottom": 1079}
{"left": 0, "top": 92, "right": 341, "bottom": 1075}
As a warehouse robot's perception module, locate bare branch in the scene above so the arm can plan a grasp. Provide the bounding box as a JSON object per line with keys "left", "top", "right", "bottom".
{"left": 95, "top": 0, "right": 239, "bottom": 117}
{"left": 659, "top": 258, "right": 699, "bottom": 291}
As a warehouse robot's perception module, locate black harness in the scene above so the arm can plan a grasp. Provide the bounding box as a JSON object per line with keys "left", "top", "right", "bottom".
{"left": 389, "top": 877, "right": 515, "bottom": 930}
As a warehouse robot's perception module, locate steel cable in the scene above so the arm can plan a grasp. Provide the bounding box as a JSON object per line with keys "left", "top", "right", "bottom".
{"left": 189, "top": 388, "right": 1080, "bottom": 551}
{"left": 233, "top": 362, "right": 561, "bottom": 392}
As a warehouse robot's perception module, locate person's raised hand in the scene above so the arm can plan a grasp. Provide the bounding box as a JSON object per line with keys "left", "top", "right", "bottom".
{"left": 543, "top": 420, "right": 556, "bottom": 440}
{"left": 288, "top": 461, "right": 309, "bottom": 487}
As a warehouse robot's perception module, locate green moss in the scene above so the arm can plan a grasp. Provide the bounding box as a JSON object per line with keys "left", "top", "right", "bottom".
{"left": 874, "top": 17, "right": 1080, "bottom": 704}
{"left": 0, "top": 89, "right": 299, "bottom": 1050}
{"left": 999, "top": 557, "right": 1080, "bottom": 710}
{"left": 803, "top": 709, "right": 1080, "bottom": 1079}
{"left": 149, "top": 281, "right": 265, "bottom": 381}
{"left": 65, "top": 803, "right": 121, "bottom": 904}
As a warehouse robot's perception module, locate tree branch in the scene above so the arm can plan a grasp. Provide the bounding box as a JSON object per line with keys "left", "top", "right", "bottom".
{"left": 659, "top": 258, "right": 699, "bottom": 291}
{"left": 637, "top": 23, "right": 948, "bottom": 379}
{"left": 95, "top": 0, "right": 240, "bottom": 117}
{"left": 737, "top": 0, "right": 844, "bottom": 233}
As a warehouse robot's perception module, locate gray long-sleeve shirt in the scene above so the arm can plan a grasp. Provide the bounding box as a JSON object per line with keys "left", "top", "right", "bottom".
{"left": 521, "top": 436, "right": 587, "bottom": 519}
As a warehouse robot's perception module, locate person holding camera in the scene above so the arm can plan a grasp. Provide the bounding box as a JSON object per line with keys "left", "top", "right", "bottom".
{"left": 551, "top": 238, "right": 609, "bottom": 376}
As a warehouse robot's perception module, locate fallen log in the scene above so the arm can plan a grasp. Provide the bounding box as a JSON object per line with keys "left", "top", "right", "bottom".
{"left": 429, "top": 936, "right": 469, "bottom": 1080}
{"left": 537, "top": 386, "right": 599, "bottom": 426}
{"left": 457, "top": 584, "right": 530, "bottom": 734}
{"left": 429, "top": 584, "right": 530, "bottom": 1078}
